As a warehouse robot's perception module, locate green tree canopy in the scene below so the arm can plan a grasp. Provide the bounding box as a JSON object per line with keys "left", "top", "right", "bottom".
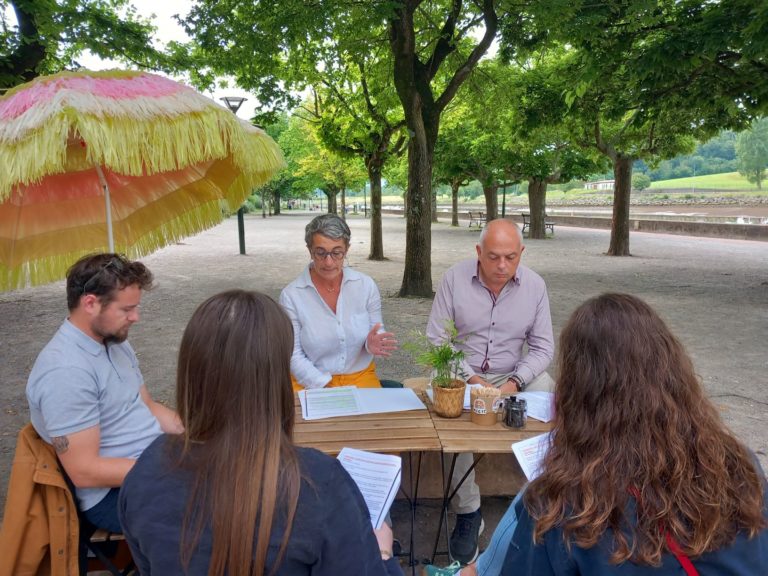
{"left": 0, "top": 0, "right": 186, "bottom": 89}
{"left": 736, "top": 117, "right": 768, "bottom": 189}
{"left": 501, "top": 0, "right": 768, "bottom": 255}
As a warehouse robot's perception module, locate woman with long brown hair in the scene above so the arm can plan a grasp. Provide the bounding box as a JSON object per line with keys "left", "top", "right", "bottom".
{"left": 118, "top": 290, "right": 403, "bottom": 575}
{"left": 499, "top": 293, "right": 767, "bottom": 575}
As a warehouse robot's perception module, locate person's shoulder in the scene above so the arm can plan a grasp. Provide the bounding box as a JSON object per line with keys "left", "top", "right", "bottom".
{"left": 296, "top": 446, "right": 360, "bottom": 498}
{"left": 343, "top": 266, "right": 372, "bottom": 284}
{"left": 296, "top": 446, "right": 344, "bottom": 479}
{"left": 518, "top": 264, "right": 547, "bottom": 288}
{"left": 282, "top": 266, "right": 313, "bottom": 295}
{"left": 28, "top": 326, "right": 98, "bottom": 390}
{"left": 441, "top": 258, "right": 476, "bottom": 280}
{"left": 133, "top": 434, "right": 170, "bottom": 468}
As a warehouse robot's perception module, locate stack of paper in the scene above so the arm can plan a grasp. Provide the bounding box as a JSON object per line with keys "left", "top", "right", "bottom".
{"left": 516, "top": 391, "right": 555, "bottom": 422}
{"left": 337, "top": 447, "right": 402, "bottom": 529}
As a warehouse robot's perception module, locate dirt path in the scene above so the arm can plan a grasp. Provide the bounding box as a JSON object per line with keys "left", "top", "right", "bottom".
{"left": 1, "top": 213, "right": 766, "bottom": 522}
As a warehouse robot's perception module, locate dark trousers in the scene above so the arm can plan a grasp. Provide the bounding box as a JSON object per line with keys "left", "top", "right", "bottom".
{"left": 82, "top": 488, "right": 122, "bottom": 533}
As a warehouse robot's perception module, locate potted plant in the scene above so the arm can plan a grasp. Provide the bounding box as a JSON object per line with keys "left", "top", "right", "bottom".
{"left": 404, "top": 320, "right": 466, "bottom": 418}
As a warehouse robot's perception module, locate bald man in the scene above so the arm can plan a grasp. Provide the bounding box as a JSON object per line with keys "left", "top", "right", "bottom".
{"left": 426, "top": 219, "right": 554, "bottom": 564}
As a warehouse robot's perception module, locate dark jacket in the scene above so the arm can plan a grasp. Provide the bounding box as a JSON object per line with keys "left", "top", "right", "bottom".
{"left": 0, "top": 424, "right": 80, "bottom": 576}
{"left": 119, "top": 435, "right": 403, "bottom": 575}
{"left": 502, "top": 485, "right": 768, "bottom": 576}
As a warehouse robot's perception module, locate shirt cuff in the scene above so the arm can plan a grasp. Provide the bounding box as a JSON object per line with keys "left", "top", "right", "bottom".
{"left": 514, "top": 366, "right": 536, "bottom": 386}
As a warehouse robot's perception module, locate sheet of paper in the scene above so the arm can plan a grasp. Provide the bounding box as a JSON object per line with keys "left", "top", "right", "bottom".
{"left": 337, "top": 447, "right": 402, "bottom": 529}
{"left": 426, "top": 383, "right": 483, "bottom": 410}
{"left": 356, "top": 388, "right": 426, "bottom": 414}
{"left": 512, "top": 433, "right": 551, "bottom": 481}
{"left": 300, "top": 387, "right": 426, "bottom": 420}
{"left": 300, "top": 386, "right": 361, "bottom": 420}
{"left": 516, "top": 391, "right": 555, "bottom": 422}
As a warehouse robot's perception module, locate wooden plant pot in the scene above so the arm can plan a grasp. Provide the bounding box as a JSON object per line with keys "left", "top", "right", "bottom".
{"left": 432, "top": 380, "right": 466, "bottom": 418}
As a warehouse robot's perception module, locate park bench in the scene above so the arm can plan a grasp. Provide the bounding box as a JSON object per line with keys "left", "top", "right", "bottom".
{"left": 468, "top": 211, "right": 487, "bottom": 228}
{"left": 521, "top": 213, "right": 555, "bottom": 236}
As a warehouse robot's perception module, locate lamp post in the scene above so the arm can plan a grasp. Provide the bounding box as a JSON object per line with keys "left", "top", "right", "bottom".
{"left": 220, "top": 96, "right": 248, "bottom": 255}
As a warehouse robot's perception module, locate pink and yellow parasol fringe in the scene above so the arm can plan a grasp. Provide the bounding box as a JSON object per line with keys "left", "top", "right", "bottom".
{"left": 0, "top": 70, "right": 286, "bottom": 290}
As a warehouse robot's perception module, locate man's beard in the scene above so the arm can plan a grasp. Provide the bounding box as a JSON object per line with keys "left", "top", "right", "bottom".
{"left": 92, "top": 321, "right": 130, "bottom": 344}
{"left": 102, "top": 332, "right": 129, "bottom": 345}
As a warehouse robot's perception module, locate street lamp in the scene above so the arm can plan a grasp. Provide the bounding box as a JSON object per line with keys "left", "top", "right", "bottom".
{"left": 220, "top": 96, "right": 248, "bottom": 255}
{"left": 220, "top": 96, "right": 247, "bottom": 115}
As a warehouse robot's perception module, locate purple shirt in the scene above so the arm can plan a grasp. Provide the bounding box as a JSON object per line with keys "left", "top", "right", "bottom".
{"left": 427, "top": 258, "right": 554, "bottom": 384}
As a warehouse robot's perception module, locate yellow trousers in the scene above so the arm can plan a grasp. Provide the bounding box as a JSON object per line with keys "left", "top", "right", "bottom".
{"left": 292, "top": 362, "right": 381, "bottom": 392}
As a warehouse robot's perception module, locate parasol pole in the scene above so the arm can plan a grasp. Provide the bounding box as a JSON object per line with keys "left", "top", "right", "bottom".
{"left": 95, "top": 165, "right": 115, "bottom": 252}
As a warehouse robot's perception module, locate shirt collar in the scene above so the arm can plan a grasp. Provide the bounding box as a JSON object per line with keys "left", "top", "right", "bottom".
{"left": 296, "top": 264, "right": 360, "bottom": 289}
{"left": 60, "top": 318, "right": 105, "bottom": 357}
{"left": 473, "top": 260, "right": 523, "bottom": 290}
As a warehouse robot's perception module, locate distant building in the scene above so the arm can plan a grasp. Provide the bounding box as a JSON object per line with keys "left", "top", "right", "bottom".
{"left": 585, "top": 179, "right": 615, "bottom": 190}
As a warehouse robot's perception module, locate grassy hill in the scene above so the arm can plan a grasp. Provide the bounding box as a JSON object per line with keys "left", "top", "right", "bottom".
{"left": 649, "top": 172, "right": 759, "bottom": 190}
{"left": 371, "top": 172, "right": 764, "bottom": 206}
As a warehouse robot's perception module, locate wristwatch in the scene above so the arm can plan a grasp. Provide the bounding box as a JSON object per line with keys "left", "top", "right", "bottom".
{"left": 510, "top": 374, "right": 526, "bottom": 392}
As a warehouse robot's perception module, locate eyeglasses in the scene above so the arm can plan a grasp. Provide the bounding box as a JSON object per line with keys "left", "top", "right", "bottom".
{"left": 311, "top": 248, "right": 346, "bottom": 261}
{"left": 81, "top": 257, "right": 125, "bottom": 295}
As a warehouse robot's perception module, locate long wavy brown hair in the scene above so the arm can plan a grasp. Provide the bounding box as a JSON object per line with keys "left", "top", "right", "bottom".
{"left": 525, "top": 293, "right": 765, "bottom": 565}
{"left": 175, "top": 290, "right": 300, "bottom": 575}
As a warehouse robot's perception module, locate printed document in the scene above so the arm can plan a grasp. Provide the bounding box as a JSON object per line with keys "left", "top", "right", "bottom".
{"left": 301, "top": 386, "right": 361, "bottom": 420}
{"left": 516, "top": 391, "right": 555, "bottom": 422}
{"left": 300, "top": 387, "right": 426, "bottom": 420}
{"left": 512, "top": 433, "right": 552, "bottom": 480}
{"left": 337, "top": 447, "right": 402, "bottom": 529}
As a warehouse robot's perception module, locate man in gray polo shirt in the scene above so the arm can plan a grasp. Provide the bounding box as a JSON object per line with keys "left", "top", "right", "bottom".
{"left": 27, "top": 253, "right": 182, "bottom": 533}
{"left": 426, "top": 218, "right": 555, "bottom": 564}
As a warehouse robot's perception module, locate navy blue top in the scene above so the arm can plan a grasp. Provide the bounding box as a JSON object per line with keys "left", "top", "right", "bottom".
{"left": 119, "top": 435, "right": 402, "bottom": 575}
{"left": 502, "top": 484, "right": 768, "bottom": 575}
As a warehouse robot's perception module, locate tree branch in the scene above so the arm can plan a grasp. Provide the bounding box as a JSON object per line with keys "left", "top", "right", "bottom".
{"left": 435, "top": 0, "right": 497, "bottom": 113}
{"left": 424, "top": 0, "right": 463, "bottom": 81}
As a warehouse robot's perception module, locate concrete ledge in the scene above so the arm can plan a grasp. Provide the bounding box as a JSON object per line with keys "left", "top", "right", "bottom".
{"left": 381, "top": 209, "right": 768, "bottom": 242}
{"left": 544, "top": 214, "right": 768, "bottom": 242}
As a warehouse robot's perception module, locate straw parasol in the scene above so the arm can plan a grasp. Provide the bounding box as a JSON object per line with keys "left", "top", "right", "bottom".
{"left": 0, "top": 69, "right": 285, "bottom": 291}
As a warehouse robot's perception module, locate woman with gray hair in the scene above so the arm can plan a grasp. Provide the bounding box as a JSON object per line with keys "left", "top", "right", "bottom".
{"left": 279, "top": 214, "right": 397, "bottom": 390}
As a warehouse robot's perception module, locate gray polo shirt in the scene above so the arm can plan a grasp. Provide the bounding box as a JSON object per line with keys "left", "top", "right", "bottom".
{"left": 27, "top": 319, "right": 162, "bottom": 511}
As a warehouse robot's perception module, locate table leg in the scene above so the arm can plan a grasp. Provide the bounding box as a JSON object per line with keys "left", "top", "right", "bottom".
{"left": 396, "top": 452, "right": 425, "bottom": 575}
{"left": 431, "top": 452, "right": 458, "bottom": 563}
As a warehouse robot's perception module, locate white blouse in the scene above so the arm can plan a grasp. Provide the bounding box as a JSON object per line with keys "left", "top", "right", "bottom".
{"left": 279, "top": 265, "right": 384, "bottom": 389}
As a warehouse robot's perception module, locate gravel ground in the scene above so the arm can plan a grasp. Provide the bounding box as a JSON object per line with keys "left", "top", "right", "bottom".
{"left": 1, "top": 211, "right": 766, "bottom": 567}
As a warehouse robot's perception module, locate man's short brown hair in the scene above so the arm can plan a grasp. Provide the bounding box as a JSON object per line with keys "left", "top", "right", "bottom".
{"left": 66, "top": 253, "right": 154, "bottom": 311}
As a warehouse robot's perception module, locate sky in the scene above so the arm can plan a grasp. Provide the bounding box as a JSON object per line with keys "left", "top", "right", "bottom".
{"left": 4, "top": 0, "right": 260, "bottom": 119}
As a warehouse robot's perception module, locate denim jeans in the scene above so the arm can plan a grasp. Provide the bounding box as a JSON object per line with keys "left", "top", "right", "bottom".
{"left": 82, "top": 487, "right": 123, "bottom": 533}
{"left": 475, "top": 491, "right": 524, "bottom": 576}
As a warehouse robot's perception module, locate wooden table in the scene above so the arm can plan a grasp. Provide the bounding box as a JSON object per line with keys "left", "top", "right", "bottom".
{"left": 293, "top": 402, "right": 442, "bottom": 455}
{"left": 428, "top": 407, "right": 552, "bottom": 454}
{"left": 427, "top": 404, "right": 553, "bottom": 562}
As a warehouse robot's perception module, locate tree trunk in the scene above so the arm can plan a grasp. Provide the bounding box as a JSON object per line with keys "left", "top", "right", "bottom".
{"left": 607, "top": 155, "right": 633, "bottom": 256}
{"left": 399, "top": 135, "right": 434, "bottom": 297}
{"left": 272, "top": 190, "right": 281, "bottom": 215}
{"left": 326, "top": 189, "right": 338, "bottom": 214}
{"left": 340, "top": 186, "right": 346, "bottom": 220}
{"left": 261, "top": 190, "right": 267, "bottom": 219}
{"left": 527, "top": 178, "right": 548, "bottom": 239}
{"left": 482, "top": 183, "right": 499, "bottom": 221}
{"left": 368, "top": 163, "right": 385, "bottom": 260}
{"left": 451, "top": 180, "right": 460, "bottom": 227}
{"left": 388, "top": 0, "right": 496, "bottom": 296}
{"left": 431, "top": 188, "right": 439, "bottom": 223}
